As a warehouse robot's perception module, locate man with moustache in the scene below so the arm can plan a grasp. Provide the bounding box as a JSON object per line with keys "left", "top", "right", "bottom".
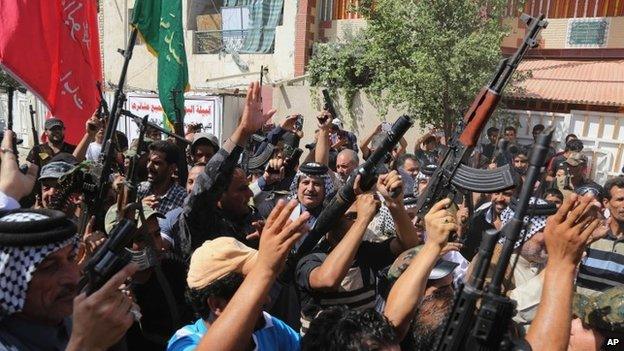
{"left": 0, "top": 209, "right": 136, "bottom": 350}
{"left": 138, "top": 140, "right": 187, "bottom": 215}
{"left": 461, "top": 188, "right": 515, "bottom": 260}
{"left": 576, "top": 176, "right": 624, "bottom": 296}
{"left": 26, "top": 118, "right": 76, "bottom": 168}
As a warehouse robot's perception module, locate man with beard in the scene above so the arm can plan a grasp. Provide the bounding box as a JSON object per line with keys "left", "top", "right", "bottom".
{"left": 27, "top": 118, "right": 76, "bottom": 168}
{"left": 159, "top": 163, "right": 206, "bottom": 257}
{"left": 179, "top": 82, "right": 275, "bottom": 251}
{"left": 296, "top": 171, "right": 421, "bottom": 334}
{"left": 384, "top": 244, "right": 458, "bottom": 350}
{"left": 38, "top": 160, "right": 82, "bottom": 220}
{"left": 139, "top": 140, "right": 187, "bottom": 215}
{"left": 576, "top": 176, "right": 624, "bottom": 296}
{"left": 104, "top": 204, "right": 194, "bottom": 349}
{"left": 0, "top": 209, "right": 137, "bottom": 350}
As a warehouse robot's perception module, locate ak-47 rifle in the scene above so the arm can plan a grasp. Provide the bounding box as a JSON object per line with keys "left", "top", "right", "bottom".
{"left": 28, "top": 105, "right": 39, "bottom": 147}
{"left": 414, "top": 14, "right": 548, "bottom": 219}
{"left": 295, "top": 115, "right": 413, "bottom": 256}
{"left": 88, "top": 27, "right": 139, "bottom": 231}
{"left": 80, "top": 114, "right": 149, "bottom": 295}
{"left": 435, "top": 126, "right": 555, "bottom": 351}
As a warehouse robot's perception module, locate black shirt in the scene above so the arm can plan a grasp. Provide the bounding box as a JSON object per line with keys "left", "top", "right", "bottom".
{"left": 295, "top": 238, "right": 396, "bottom": 334}
{"left": 26, "top": 142, "right": 76, "bottom": 168}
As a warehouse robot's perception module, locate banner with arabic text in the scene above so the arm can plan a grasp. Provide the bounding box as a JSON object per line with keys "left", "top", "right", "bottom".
{"left": 0, "top": 0, "right": 102, "bottom": 143}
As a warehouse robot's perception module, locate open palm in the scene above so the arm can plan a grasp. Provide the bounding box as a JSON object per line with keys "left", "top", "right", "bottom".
{"left": 240, "top": 81, "right": 276, "bottom": 134}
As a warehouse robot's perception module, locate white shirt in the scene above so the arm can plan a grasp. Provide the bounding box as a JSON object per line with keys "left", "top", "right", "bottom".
{"left": 85, "top": 142, "right": 102, "bottom": 161}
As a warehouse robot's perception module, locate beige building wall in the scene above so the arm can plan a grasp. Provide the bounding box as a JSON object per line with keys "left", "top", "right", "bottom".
{"left": 102, "top": 0, "right": 299, "bottom": 91}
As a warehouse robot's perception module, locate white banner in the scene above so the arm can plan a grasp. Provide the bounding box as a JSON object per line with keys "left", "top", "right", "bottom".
{"left": 121, "top": 94, "right": 222, "bottom": 144}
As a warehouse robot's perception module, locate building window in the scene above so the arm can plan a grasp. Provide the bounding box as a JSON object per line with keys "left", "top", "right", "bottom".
{"left": 319, "top": 0, "right": 333, "bottom": 21}
{"left": 567, "top": 18, "right": 609, "bottom": 48}
{"left": 189, "top": 0, "right": 283, "bottom": 55}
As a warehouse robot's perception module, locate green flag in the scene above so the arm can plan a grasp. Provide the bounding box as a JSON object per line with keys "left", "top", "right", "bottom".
{"left": 132, "top": 0, "right": 189, "bottom": 130}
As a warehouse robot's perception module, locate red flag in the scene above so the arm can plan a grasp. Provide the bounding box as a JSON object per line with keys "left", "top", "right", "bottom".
{"left": 0, "top": 0, "right": 102, "bottom": 143}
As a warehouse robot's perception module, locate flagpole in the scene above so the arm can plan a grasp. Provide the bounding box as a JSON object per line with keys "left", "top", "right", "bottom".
{"left": 92, "top": 26, "right": 139, "bottom": 230}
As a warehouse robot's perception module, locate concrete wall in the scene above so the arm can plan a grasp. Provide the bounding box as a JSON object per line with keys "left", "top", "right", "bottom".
{"left": 271, "top": 85, "right": 425, "bottom": 155}
{"left": 102, "top": 0, "right": 298, "bottom": 91}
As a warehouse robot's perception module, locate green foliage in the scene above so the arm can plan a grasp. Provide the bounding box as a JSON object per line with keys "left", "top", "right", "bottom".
{"left": 308, "top": 0, "right": 516, "bottom": 136}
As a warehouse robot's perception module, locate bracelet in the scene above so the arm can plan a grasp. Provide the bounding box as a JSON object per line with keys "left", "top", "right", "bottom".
{"left": 0, "top": 148, "right": 14, "bottom": 154}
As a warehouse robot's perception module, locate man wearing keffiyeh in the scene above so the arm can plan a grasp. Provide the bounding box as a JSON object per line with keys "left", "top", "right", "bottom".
{"left": 497, "top": 197, "right": 552, "bottom": 335}
{"left": 288, "top": 162, "right": 334, "bottom": 249}
{"left": 0, "top": 209, "right": 138, "bottom": 350}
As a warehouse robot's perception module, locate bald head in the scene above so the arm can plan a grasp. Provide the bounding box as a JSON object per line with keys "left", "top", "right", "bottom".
{"left": 336, "top": 149, "right": 359, "bottom": 181}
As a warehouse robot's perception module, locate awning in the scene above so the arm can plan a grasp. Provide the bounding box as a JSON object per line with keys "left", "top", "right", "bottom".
{"left": 510, "top": 59, "right": 624, "bottom": 107}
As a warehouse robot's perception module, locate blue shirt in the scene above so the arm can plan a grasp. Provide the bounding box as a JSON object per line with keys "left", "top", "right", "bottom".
{"left": 167, "top": 312, "right": 300, "bottom": 351}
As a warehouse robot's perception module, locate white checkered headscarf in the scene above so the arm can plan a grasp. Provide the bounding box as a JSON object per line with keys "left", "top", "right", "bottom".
{"left": 499, "top": 197, "right": 549, "bottom": 249}
{"left": 0, "top": 214, "right": 78, "bottom": 317}
{"left": 289, "top": 170, "right": 335, "bottom": 201}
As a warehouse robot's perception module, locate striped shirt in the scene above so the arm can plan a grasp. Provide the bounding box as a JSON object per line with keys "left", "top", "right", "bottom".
{"left": 576, "top": 231, "right": 624, "bottom": 296}
{"left": 295, "top": 239, "right": 396, "bottom": 334}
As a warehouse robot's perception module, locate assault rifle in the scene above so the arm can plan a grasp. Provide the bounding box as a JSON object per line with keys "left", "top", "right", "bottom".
{"left": 321, "top": 89, "right": 338, "bottom": 121}
{"left": 296, "top": 115, "right": 413, "bottom": 256}
{"left": 28, "top": 105, "right": 39, "bottom": 147}
{"left": 435, "top": 126, "right": 555, "bottom": 351}
{"left": 90, "top": 27, "right": 139, "bottom": 231}
{"left": 414, "top": 14, "right": 548, "bottom": 218}
{"left": 80, "top": 115, "right": 149, "bottom": 295}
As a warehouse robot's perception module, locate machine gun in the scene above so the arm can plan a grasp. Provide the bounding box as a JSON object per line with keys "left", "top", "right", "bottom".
{"left": 296, "top": 115, "right": 413, "bottom": 256}
{"left": 414, "top": 14, "right": 548, "bottom": 218}
{"left": 435, "top": 126, "right": 555, "bottom": 351}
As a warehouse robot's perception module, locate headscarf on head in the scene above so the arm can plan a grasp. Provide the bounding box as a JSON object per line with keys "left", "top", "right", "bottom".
{"left": 288, "top": 163, "right": 335, "bottom": 203}
{"left": 0, "top": 236, "right": 78, "bottom": 317}
{"left": 0, "top": 210, "right": 79, "bottom": 318}
{"left": 499, "top": 197, "right": 549, "bottom": 249}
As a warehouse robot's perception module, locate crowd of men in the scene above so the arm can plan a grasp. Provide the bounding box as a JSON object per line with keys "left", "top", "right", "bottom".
{"left": 0, "top": 81, "right": 622, "bottom": 350}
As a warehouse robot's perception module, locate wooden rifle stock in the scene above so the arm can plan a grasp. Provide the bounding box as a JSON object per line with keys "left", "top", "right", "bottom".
{"left": 458, "top": 88, "right": 501, "bottom": 148}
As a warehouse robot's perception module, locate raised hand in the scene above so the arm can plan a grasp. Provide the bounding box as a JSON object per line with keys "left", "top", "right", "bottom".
{"left": 0, "top": 130, "right": 38, "bottom": 203}
{"left": 544, "top": 193, "right": 601, "bottom": 266}
{"left": 256, "top": 199, "right": 310, "bottom": 276}
{"left": 424, "top": 198, "right": 458, "bottom": 249}
{"left": 67, "top": 263, "right": 138, "bottom": 351}
{"left": 355, "top": 193, "right": 381, "bottom": 224}
{"left": 377, "top": 170, "right": 404, "bottom": 207}
{"left": 239, "top": 81, "right": 276, "bottom": 136}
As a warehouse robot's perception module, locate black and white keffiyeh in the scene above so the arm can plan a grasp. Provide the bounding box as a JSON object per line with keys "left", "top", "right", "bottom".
{"left": 499, "top": 197, "right": 549, "bottom": 249}
{"left": 288, "top": 169, "right": 335, "bottom": 200}
{"left": 0, "top": 212, "right": 78, "bottom": 317}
